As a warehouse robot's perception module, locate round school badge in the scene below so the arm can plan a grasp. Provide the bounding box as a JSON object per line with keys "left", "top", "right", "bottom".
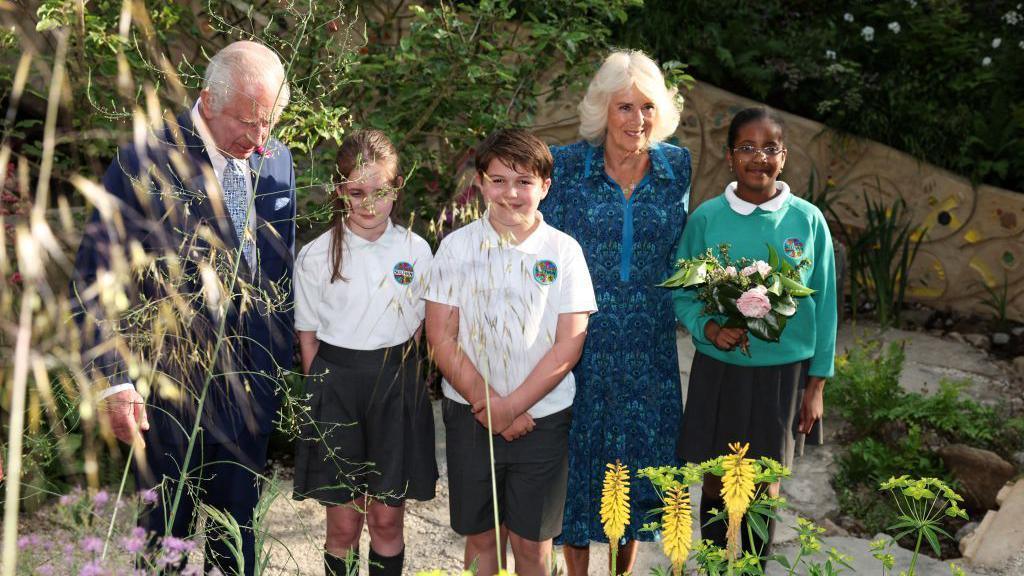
{"left": 392, "top": 261, "right": 414, "bottom": 285}
{"left": 533, "top": 260, "right": 558, "bottom": 285}
{"left": 783, "top": 237, "right": 805, "bottom": 259}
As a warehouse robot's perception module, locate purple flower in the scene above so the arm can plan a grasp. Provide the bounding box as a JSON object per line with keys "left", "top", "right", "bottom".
{"left": 141, "top": 488, "right": 159, "bottom": 505}
{"left": 121, "top": 528, "right": 147, "bottom": 554}
{"left": 92, "top": 490, "right": 110, "bottom": 508}
{"left": 182, "top": 566, "right": 205, "bottom": 576}
{"left": 156, "top": 551, "right": 183, "bottom": 569}
{"left": 36, "top": 565, "right": 55, "bottom": 576}
{"left": 82, "top": 536, "right": 104, "bottom": 554}
{"left": 78, "top": 561, "right": 106, "bottom": 576}
{"left": 161, "top": 536, "right": 196, "bottom": 553}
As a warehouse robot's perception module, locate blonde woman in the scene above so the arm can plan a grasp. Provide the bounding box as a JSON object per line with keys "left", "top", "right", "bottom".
{"left": 540, "top": 50, "right": 691, "bottom": 575}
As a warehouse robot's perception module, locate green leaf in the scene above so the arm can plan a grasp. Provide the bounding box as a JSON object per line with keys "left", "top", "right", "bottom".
{"left": 769, "top": 291, "right": 797, "bottom": 317}
{"left": 923, "top": 526, "right": 942, "bottom": 556}
{"left": 746, "top": 313, "right": 784, "bottom": 342}
{"left": 682, "top": 262, "right": 708, "bottom": 287}
{"left": 780, "top": 275, "right": 815, "bottom": 297}
{"left": 747, "top": 511, "right": 770, "bottom": 542}
{"left": 767, "top": 243, "right": 780, "bottom": 270}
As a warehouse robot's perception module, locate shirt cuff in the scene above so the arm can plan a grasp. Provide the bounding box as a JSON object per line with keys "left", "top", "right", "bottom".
{"left": 99, "top": 382, "right": 136, "bottom": 401}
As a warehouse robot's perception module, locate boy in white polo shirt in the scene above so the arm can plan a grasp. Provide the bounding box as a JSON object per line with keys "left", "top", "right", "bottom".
{"left": 425, "top": 128, "right": 597, "bottom": 576}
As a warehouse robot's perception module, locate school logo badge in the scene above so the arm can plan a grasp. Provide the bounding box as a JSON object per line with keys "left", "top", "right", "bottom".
{"left": 392, "top": 261, "right": 414, "bottom": 285}
{"left": 533, "top": 260, "right": 558, "bottom": 285}
{"left": 783, "top": 237, "right": 805, "bottom": 259}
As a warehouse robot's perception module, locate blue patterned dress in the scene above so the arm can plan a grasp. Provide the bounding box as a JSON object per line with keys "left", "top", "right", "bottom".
{"left": 542, "top": 140, "right": 691, "bottom": 545}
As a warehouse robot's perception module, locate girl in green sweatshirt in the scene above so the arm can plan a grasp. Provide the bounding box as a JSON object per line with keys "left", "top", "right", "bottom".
{"left": 672, "top": 107, "right": 838, "bottom": 560}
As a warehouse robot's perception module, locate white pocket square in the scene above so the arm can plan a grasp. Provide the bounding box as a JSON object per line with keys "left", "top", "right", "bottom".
{"left": 274, "top": 197, "right": 291, "bottom": 210}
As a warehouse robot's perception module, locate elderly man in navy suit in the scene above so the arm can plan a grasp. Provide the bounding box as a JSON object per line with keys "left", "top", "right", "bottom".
{"left": 72, "top": 40, "right": 296, "bottom": 575}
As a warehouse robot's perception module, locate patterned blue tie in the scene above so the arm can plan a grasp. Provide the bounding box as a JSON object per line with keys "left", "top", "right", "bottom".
{"left": 222, "top": 159, "right": 253, "bottom": 265}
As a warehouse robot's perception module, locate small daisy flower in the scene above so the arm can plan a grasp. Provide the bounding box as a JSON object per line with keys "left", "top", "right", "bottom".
{"left": 861, "top": 26, "right": 875, "bottom": 41}
{"left": 825, "top": 49, "right": 837, "bottom": 60}
{"left": 844, "top": 12, "right": 854, "bottom": 22}
{"left": 888, "top": 21, "right": 901, "bottom": 34}
{"left": 992, "top": 38, "right": 1002, "bottom": 48}
{"left": 982, "top": 56, "right": 992, "bottom": 66}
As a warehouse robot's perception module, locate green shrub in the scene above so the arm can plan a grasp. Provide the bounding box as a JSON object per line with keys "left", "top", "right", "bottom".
{"left": 829, "top": 340, "right": 1023, "bottom": 546}
{"left": 617, "top": 1, "right": 1024, "bottom": 190}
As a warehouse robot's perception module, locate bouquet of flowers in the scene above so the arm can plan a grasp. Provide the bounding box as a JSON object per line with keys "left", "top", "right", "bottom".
{"left": 659, "top": 244, "right": 814, "bottom": 355}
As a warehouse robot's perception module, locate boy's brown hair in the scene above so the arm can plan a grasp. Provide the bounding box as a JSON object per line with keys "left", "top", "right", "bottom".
{"left": 474, "top": 128, "right": 553, "bottom": 179}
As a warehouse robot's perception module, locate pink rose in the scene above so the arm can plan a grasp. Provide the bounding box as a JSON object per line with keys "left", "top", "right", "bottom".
{"left": 736, "top": 285, "right": 772, "bottom": 318}
{"left": 724, "top": 265, "right": 738, "bottom": 277}
{"left": 740, "top": 261, "right": 772, "bottom": 277}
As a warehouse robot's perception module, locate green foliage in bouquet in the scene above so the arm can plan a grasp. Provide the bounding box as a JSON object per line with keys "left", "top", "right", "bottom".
{"left": 659, "top": 243, "right": 813, "bottom": 344}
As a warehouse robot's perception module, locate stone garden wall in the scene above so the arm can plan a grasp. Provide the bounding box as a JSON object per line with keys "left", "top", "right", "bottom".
{"left": 534, "top": 81, "right": 1024, "bottom": 323}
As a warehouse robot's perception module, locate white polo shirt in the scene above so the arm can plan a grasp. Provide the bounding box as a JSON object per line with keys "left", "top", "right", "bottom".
{"left": 424, "top": 212, "right": 597, "bottom": 418}
{"left": 294, "top": 221, "right": 432, "bottom": 350}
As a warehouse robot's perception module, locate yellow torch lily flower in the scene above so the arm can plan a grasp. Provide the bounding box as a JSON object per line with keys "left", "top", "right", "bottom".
{"left": 661, "top": 484, "right": 693, "bottom": 575}
{"left": 720, "top": 442, "right": 756, "bottom": 559}
{"left": 601, "top": 460, "right": 631, "bottom": 547}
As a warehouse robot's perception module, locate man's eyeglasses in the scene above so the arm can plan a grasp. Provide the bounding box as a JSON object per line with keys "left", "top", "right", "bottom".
{"left": 732, "top": 145, "right": 786, "bottom": 158}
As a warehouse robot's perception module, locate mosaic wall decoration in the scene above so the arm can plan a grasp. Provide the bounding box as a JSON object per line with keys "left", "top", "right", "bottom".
{"left": 534, "top": 82, "right": 1024, "bottom": 322}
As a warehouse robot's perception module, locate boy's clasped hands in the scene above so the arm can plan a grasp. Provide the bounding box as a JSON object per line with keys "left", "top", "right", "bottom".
{"left": 471, "top": 391, "right": 536, "bottom": 441}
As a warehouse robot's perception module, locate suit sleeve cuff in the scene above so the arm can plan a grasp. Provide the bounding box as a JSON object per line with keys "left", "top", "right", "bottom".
{"left": 99, "top": 382, "right": 135, "bottom": 401}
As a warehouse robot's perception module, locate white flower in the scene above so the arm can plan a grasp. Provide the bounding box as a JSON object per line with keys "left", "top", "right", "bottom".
{"left": 907, "top": 0, "right": 917, "bottom": 7}
{"left": 982, "top": 56, "right": 992, "bottom": 66}
{"left": 861, "top": 26, "right": 875, "bottom": 41}
{"left": 1009, "top": 11, "right": 1024, "bottom": 26}
{"left": 742, "top": 261, "right": 772, "bottom": 277}
{"left": 992, "top": 37, "right": 1002, "bottom": 48}
{"left": 825, "top": 49, "right": 837, "bottom": 60}
{"left": 844, "top": 13, "right": 854, "bottom": 22}
{"left": 1020, "top": 40, "right": 1024, "bottom": 49}
{"left": 724, "top": 266, "right": 738, "bottom": 278}
{"left": 888, "top": 21, "right": 901, "bottom": 34}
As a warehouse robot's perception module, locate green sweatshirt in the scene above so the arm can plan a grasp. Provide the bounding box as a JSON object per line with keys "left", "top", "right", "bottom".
{"left": 672, "top": 183, "right": 838, "bottom": 377}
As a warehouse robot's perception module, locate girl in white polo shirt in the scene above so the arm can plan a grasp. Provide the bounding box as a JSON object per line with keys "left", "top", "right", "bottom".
{"left": 292, "top": 130, "right": 436, "bottom": 576}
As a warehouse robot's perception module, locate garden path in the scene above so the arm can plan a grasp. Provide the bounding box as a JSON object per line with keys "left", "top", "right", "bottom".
{"left": 256, "top": 320, "right": 1019, "bottom": 574}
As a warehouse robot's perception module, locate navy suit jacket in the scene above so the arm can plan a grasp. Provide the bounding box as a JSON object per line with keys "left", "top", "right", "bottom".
{"left": 72, "top": 109, "right": 296, "bottom": 444}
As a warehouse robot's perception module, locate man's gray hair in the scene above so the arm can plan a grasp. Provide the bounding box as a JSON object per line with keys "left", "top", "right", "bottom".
{"left": 203, "top": 41, "right": 290, "bottom": 115}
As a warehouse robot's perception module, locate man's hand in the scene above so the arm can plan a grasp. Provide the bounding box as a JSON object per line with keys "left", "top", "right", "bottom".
{"left": 500, "top": 413, "right": 535, "bottom": 442}
{"left": 104, "top": 389, "right": 149, "bottom": 447}
{"left": 471, "top": 394, "right": 517, "bottom": 434}
{"left": 798, "top": 377, "right": 825, "bottom": 434}
{"left": 704, "top": 321, "right": 748, "bottom": 352}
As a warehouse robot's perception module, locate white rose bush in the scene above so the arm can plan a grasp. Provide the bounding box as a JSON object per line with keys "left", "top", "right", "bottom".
{"left": 659, "top": 244, "right": 814, "bottom": 355}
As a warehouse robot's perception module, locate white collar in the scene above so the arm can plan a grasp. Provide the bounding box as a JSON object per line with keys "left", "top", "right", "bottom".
{"left": 481, "top": 210, "right": 548, "bottom": 254}
{"left": 344, "top": 219, "right": 395, "bottom": 247}
{"left": 191, "top": 100, "right": 239, "bottom": 180}
{"left": 724, "top": 181, "right": 791, "bottom": 215}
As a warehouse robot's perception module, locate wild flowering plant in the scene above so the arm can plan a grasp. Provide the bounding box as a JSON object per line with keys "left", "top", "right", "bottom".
{"left": 659, "top": 244, "right": 813, "bottom": 355}
{"left": 879, "top": 476, "right": 968, "bottom": 576}
{"left": 600, "top": 460, "right": 631, "bottom": 574}
{"left": 15, "top": 487, "right": 212, "bottom": 575}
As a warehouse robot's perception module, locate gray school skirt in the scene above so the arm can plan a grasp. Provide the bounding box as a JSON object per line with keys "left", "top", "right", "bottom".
{"left": 677, "top": 351, "right": 824, "bottom": 467}
{"left": 293, "top": 340, "right": 438, "bottom": 506}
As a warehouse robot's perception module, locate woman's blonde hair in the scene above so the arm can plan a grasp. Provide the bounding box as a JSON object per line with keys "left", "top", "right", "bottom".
{"left": 578, "top": 50, "right": 681, "bottom": 146}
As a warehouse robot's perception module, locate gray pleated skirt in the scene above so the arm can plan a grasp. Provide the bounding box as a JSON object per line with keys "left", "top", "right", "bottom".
{"left": 293, "top": 340, "right": 438, "bottom": 506}
{"left": 677, "top": 351, "right": 823, "bottom": 467}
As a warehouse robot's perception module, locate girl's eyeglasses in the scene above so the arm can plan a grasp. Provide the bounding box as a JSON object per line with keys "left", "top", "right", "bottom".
{"left": 732, "top": 145, "right": 785, "bottom": 158}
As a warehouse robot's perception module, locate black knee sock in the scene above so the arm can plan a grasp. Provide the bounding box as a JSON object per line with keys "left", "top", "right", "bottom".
{"left": 325, "top": 550, "right": 359, "bottom": 576}
{"left": 700, "top": 495, "right": 728, "bottom": 548}
{"left": 368, "top": 547, "right": 404, "bottom": 576}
